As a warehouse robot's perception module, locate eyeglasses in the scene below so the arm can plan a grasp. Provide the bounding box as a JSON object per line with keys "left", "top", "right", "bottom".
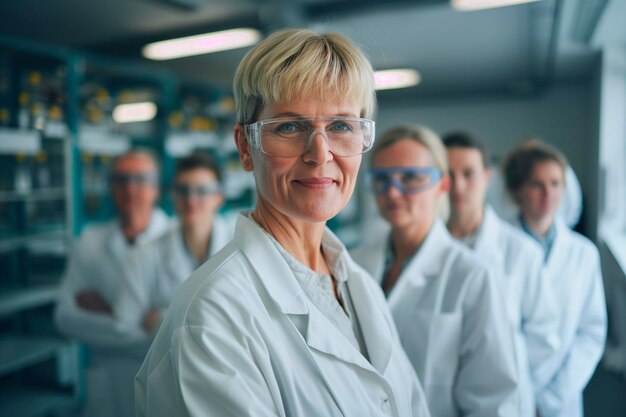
{"left": 172, "top": 183, "right": 221, "bottom": 199}
{"left": 245, "top": 116, "right": 375, "bottom": 158}
{"left": 109, "top": 172, "right": 158, "bottom": 187}
{"left": 369, "top": 166, "right": 443, "bottom": 195}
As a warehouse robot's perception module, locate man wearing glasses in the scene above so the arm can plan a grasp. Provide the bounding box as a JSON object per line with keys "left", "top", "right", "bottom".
{"left": 113, "top": 151, "right": 233, "bottom": 339}
{"left": 55, "top": 149, "right": 171, "bottom": 417}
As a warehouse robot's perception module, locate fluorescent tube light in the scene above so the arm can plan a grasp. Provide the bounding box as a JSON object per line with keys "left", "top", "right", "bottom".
{"left": 143, "top": 28, "right": 261, "bottom": 60}
{"left": 113, "top": 102, "right": 157, "bottom": 123}
{"left": 452, "top": 0, "right": 542, "bottom": 11}
{"left": 374, "top": 69, "right": 421, "bottom": 91}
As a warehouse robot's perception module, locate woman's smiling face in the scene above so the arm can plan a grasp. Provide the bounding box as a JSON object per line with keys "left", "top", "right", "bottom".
{"left": 237, "top": 97, "right": 364, "bottom": 224}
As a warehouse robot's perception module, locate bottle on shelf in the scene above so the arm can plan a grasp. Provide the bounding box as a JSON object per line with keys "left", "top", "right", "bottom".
{"left": 14, "top": 153, "right": 32, "bottom": 194}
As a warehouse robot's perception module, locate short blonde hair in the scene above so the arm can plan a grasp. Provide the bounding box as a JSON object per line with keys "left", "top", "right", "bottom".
{"left": 372, "top": 125, "right": 450, "bottom": 219}
{"left": 234, "top": 28, "right": 376, "bottom": 124}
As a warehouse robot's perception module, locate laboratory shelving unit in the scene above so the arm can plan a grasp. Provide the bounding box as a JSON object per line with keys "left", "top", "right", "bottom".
{"left": 0, "top": 38, "right": 83, "bottom": 416}
{"left": 0, "top": 34, "right": 253, "bottom": 416}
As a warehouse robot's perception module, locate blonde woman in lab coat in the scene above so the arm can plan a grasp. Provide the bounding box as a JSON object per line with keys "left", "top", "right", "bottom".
{"left": 351, "top": 125, "right": 519, "bottom": 417}
{"left": 136, "top": 29, "right": 431, "bottom": 417}
{"left": 113, "top": 151, "right": 233, "bottom": 339}
{"left": 502, "top": 139, "right": 607, "bottom": 417}
{"left": 443, "top": 131, "right": 560, "bottom": 417}
{"left": 55, "top": 150, "right": 171, "bottom": 417}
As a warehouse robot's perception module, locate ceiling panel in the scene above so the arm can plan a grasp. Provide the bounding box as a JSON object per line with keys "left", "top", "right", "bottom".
{"left": 0, "top": 0, "right": 601, "bottom": 96}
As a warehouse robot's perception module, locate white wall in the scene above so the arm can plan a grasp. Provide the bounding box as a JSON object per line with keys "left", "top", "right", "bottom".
{"left": 596, "top": 46, "right": 626, "bottom": 377}
{"left": 374, "top": 81, "right": 597, "bottom": 232}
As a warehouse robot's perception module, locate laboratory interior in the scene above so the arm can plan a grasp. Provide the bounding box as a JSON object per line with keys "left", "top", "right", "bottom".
{"left": 1, "top": 0, "right": 625, "bottom": 416}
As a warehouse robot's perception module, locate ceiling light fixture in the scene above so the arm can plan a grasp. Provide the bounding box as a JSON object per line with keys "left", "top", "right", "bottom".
{"left": 142, "top": 28, "right": 261, "bottom": 61}
{"left": 451, "top": 0, "right": 542, "bottom": 11}
{"left": 113, "top": 102, "right": 158, "bottom": 123}
{"left": 374, "top": 69, "right": 421, "bottom": 91}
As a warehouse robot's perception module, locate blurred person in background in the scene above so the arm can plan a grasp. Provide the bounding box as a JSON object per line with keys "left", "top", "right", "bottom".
{"left": 135, "top": 29, "right": 431, "bottom": 417}
{"left": 114, "top": 151, "right": 232, "bottom": 338}
{"left": 54, "top": 149, "right": 170, "bottom": 417}
{"left": 351, "top": 125, "right": 519, "bottom": 417}
{"left": 443, "top": 131, "right": 560, "bottom": 417}
{"left": 502, "top": 139, "right": 607, "bottom": 417}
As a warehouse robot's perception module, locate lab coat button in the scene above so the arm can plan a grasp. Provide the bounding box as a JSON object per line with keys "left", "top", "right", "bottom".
{"left": 380, "top": 397, "right": 390, "bottom": 411}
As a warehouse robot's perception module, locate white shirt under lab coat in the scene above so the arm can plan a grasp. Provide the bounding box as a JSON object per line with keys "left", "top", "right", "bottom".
{"left": 517, "top": 219, "right": 607, "bottom": 417}
{"left": 351, "top": 219, "right": 519, "bottom": 417}
{"left": 54, "top": 208, "right": 171, "bottom": 417}
{"left": 135, "top": 214, "right": 431, "bottom": 417}
{"left": 461, "top": 205, "right": 560, "bottom": 417}
{"left": 113, "top": 216, "right": 234, "bottom": 338}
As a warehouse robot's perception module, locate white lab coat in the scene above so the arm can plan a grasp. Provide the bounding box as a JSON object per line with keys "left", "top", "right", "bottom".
{"left": 351, "top": 219, "right": 519, "bottom": 417}
{"left": 135, "top": 214, "right": 431, "bottom": 417}
{"left": 463, "top": 205, "right": 560, "bottom": 416}
{"left": 516, "top": 219, "right": 607, "bottom": 417}
{"left": 114, "top": 216, "right": 234, "bottom": 338}
{"left": 54, "top": 208, "right": 171, "bottom": 417}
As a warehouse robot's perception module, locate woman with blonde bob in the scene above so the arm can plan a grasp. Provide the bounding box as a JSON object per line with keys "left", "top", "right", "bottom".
{"left": 351, "top": 125, "right": 520, "bottom": 417}
{"left": 503, "top": 139, "right": 606, "bottom": 417}
{"left": 136, "top": 29, "right": 431, "bottom": 417}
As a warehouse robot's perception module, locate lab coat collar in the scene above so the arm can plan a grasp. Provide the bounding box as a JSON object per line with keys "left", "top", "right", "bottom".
{"left": 409, "top": 218, "right": 452, "bottom": 277}
{"left": 544, "top": 217, "right": 567, "bottom": 271}
{"left": 345, "top": 264, "right": 393, "bottom": 374}
{"left": 472, "top": 205, "right": 505, "bottom": 265}
{"left": 106, "top": 207, "right": 170, "bottom": 261}
{"left": 234, "top": 214, "right": 392, "bottom": 374}
{"left": 233, "top": 214, "right": 309, "bottom": 315}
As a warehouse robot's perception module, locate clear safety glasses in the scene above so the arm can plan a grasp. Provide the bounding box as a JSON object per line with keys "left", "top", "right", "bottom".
{"left": 245, "top": 116, "right": 375, "bottom": 158}
{"left": 369, "top": 166, "right": 443, "bottom": 195}
{"left": 171, "top": 182, "right": 221, "bottom": 199}
{"left": 109, "top": 172, "right": 158, "bottom": 187}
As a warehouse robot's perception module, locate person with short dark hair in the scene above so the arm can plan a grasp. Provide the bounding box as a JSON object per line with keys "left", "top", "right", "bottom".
{"left": 502, "top": 139, "right": 607, "bottom": 417}
{"left": 114, "top": 150, "right": 232, "bottom": 337}
{"left": 444, "top": 131, "right": 560, "bottom": 417}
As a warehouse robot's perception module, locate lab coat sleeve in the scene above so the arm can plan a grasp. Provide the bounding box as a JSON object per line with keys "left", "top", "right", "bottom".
{"left": 171, "top": 325, "right": 282, "bottom": 417}
{"left": 54, "top": 243, "right": 146, "bottom": 347}
{"left": 157, "top": 294, "right": 284, "bottom": 417}
{"left": 521, "top": 255, "right": 561, "bottom": 392}
{"left": 454, "top": 268, "right": 519, "bottom": 417}
{"left": 112, "top": 247, "right": 154, "bottom": 339}
{"left": 536, "top": 254, "right": 607, "bottom": 416}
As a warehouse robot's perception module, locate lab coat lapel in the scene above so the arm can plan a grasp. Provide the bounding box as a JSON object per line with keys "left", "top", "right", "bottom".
{"left": 234, "top": 215, "right": 308, "bottom": 315}
{"left": 107, "top": 208, "right": 171, "bottom": 267}
{"left": 166, "top": 228, "right": 194, "bottom": 280}
{"left": 304, "top": 304, "right": 374, "bottom": 371}
{"left": 107, "top": 223, "right": 128, "bottom": 268}
{"left": 543, "top": 218, "right": 567, "bottom": 274}
{"left": 234, "top": 215, "right": 382, "bottom": 372}
{"left": 473, "top": 206, "right": 505, "bottom": 269}
{"left": 387, "top": 221, "right": 446, "bottom": 307}
{"left": 367, "top": 239, "right": 388, "bottom": 286}
{"left": 345, "top": 264, "right": 393, "bottom": 374}
{"left": 414, "top": 220, "right": 454, "bottom": 276}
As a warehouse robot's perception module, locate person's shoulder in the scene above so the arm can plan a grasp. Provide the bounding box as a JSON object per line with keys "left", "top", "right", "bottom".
{"left": 444, "top": 237, "right": 501, "bottom": 295}
{"left": 169, "top": 241, "right": 262, "bottom": 327}
{"left": 349, "top": 238, "right": 385, "bottom": 266}
{"left": 74, "top": 221, "right": 117, "bottom": 249}
{"left": 497, "top": 217, "right": 543, "bottom": 257}
{"left": 562, "top": 226, "right": 599, "bottom": 259}
{"left": 449, "top": 236, "right": 490, "bottom": 274}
